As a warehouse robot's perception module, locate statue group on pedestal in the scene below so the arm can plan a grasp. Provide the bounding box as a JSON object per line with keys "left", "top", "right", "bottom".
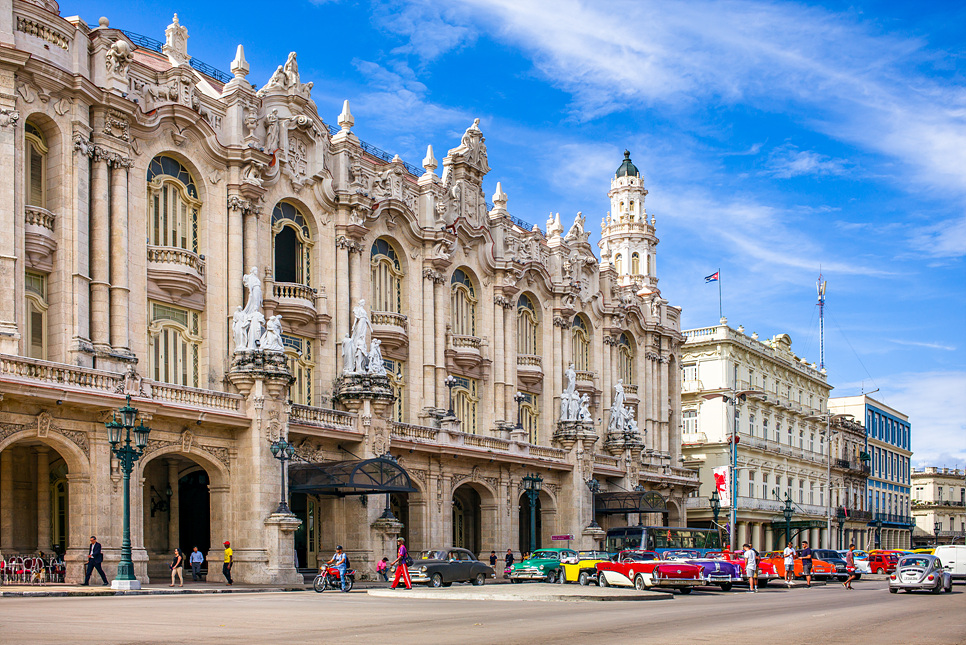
{"left": 608, "top": 379, "right": 639, "bottom": 434}
{"left": 342, "top": 299, "right": 386, "bottom": 376}
{"left": 558, "top": 363, "right": 591, "bottom": 422}
{"left": 232, "top": 267, "right": 284, "bottom": 353}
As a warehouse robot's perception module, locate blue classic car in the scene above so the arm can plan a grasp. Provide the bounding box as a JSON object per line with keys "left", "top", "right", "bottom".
{"left": 661, "top": 550, "right": 743, "bottom": 591}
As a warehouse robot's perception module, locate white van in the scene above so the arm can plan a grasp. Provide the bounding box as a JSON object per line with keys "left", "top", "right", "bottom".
{"left": 934, "top": 545, "right": 966, "bottom": 582}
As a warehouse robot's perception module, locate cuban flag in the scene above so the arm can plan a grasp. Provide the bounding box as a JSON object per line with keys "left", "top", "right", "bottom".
{"left": 705, "top": 271, "right": 719, "bottom": 283}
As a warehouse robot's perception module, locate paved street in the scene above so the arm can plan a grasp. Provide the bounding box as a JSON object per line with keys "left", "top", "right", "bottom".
{"left": 1, "top": 580, "right": 963, "bottom": 645}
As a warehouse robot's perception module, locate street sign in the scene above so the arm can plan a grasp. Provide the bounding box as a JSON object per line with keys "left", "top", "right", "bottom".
{"left": 551, "top": 534, "right": 574, "bottom": 541}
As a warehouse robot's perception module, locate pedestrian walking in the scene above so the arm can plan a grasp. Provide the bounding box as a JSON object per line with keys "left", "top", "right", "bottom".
{"left": 170, "top": 548, "right": 184, "bottom": 587}
{"left": 782, "top": 542, "right": 796, "bottom": 585}
{"left": 743, "top": 544, "right": 758, "bottom": 593}
{"left": 489, "top": 551, "right": 498, "bottom": 567}
{"left": 800, "top": 541, "right": 813, "bottom": 587}
{"left": 222, "top": 540, "right": 233, "bottom": 586}
{"left": 189, "top": 547, "right": 204, "bottom": 581}
{"left": 376, "top": 557, "right": 390, "bottom": 582}
{"left": 390, "top": 537, "right": 412, "bottom": 589}
{"left": 82, "top": 535, "right": 108, "bottom": 586}
{"left": 843, "top": 543, "right": 858, "bottom": 589}
{"left": 325, "top": 545, "right": 350, "bottom": 592}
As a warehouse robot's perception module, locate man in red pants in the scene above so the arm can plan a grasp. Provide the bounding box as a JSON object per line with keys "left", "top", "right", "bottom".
{"left": 390, "top": 537, "right": 412, "bottom": 589}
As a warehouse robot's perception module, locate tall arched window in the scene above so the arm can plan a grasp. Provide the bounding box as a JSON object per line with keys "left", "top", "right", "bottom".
{"left": 451, "top": 269, "right": 477, "bottom": 336}
{"left": 25, "top": 122, "right": 47, "bottom": 208}
{"left": 282, "top": 334, "right": 314, "bottom": 406}
{"left": 272, "top": 201, "right": 312, "bottom": 285}
{"left": 385, "top": 358, "right": 406, "bottom": 422}
{"left": 517, "top": 294, "right": 538, "bottom": 356}
{"left": 148, "top": 301, "right": 201, "bottom": 387}
{"left": 631, "top": 252, "right": 641, "bottom": 275}
{"left": 618, "top": 332, "right": 634, "bottom": 384}
{"left": 571, "top": 316, "right": 590, "bottom": 372}
{"left": 147, "top": 155, "right": 200, "bottom": 253}
{"left": 452, "top": 376, "right": 479, "bottom": 434}
{"left": 520, "top": 392, "right": 539, "bottom": 444}
{"left": 614, "top": 254, "right": 623, "bottom": 274}
{"left": 371, "top": 238, "right": 402, "bottom": 313}
{"left": 25, "top": 271, "right": 47, "bottom": 360}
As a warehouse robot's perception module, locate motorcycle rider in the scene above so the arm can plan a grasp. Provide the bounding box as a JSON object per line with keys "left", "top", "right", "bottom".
{"left": 325, "top": 545, "right": 349, "bottom": 592}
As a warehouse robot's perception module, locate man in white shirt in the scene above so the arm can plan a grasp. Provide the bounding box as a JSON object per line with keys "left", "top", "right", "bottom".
{"left": 743, "top": 544, "right": 759, "bottom": 593}
{"left": 782, "top": 542, "right": 796, "bottom": 585}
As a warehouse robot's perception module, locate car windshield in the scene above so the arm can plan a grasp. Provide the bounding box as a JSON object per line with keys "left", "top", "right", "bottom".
{"left": 899, "top": 557, "right": 931, "bottom": 568}
{"left": 622, "top": 552, "right": 656, "bottom": 562}
{"left": 663, "top": 550, "right": 699, "bottom": 559}
{"left": 530, "top": 551, "right": 559, "bottom": 560}
{"left": 579, "top": 551, "right": 606, "bottom": 560}
{"left": 418, "top": 550, "right": 448, "bottom": 561}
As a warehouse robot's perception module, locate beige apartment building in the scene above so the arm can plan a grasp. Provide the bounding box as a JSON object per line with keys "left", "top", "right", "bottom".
{"left": 912, "top": 467, "right": 965, "bottom": 547}
{"left": 0, "top": 3, "right": 697, "bottom": 583}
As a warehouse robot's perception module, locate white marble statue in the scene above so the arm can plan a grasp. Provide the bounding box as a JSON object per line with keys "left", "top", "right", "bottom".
{"left": 232, "top": 306, "right": 246, "bottom": 350}
{"left": 351, "top": 299, "right": 372, "bottom": 373}
{"left": 341, "top": 332, "right": 355, "bottom": 375}
{"left": 564, "top": 363, "right": 576, "bottom": 400}
{"left": 242, "top": 266, "right": 262, "bottom": 316}
{"left": 559, "top": 362, "right": 583, "bottom": 422}
{"left": 609, "top": 379, "right": 626, "bottom": 432}
{"left": 367, "top": 339, "right": 387, "bottom": 376}
{"left": 260, "top": 315, "right": 284, "bottom": 353}
{"left": 245, "top": 311, "right": 265, "bottom": 350}
{"left": 578, "top": 393, "right": 591, "bottom": 421}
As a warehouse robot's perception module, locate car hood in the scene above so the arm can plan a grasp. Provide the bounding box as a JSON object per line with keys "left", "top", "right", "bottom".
{"left": 513, "top": 559, "right": 558, "bottom": 567}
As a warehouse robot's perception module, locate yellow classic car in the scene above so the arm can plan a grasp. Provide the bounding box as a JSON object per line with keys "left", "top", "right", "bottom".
{"left": 561, "top": 550, "right": 615, "bottom": 585}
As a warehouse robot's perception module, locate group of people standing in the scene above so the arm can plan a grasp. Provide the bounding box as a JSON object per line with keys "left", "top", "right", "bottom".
{"left": 167, "top": 546, "right": 210, "bottom": 586}
{"left": 781, "top": 540, "right": 814, "bottom": 587}
{"left": 80, "top": 535, "right": 232, "bottom": 587}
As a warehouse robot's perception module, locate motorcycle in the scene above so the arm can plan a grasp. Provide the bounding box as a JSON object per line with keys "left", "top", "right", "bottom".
{"left": 313, "top": 565, "right": 355, "bottom": 592}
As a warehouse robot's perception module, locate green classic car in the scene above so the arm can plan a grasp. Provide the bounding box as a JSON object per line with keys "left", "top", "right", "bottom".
{"left": 509, "top": 548, "right": 577, "bottom": 584}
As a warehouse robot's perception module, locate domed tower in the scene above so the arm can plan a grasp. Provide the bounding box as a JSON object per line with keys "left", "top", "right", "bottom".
{"left": 598, "top": 151, "right": 658, "bottom": 290}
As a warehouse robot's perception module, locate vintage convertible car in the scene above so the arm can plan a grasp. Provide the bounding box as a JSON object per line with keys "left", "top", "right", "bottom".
{"left": 596, "top": 550, "right": 703, "bottom": 593}
{"left": 661, "top": 550, "right": 743, "bottom": 591}
{"left": 760, "top": 551, "right": 836, "bottom": 580}
{"left": 561, "top": 550, "right": 614, "bottom": 585}
{"left": 410, "top": 548, "right": 496, "bottom": 587}
{"left": 705, "top": 551, "right": 779, "bottom": 586}
{"left": 509, "top": 548, "right": 576, "bottom": 583}
{"left": 889, "top": 554, "right": 952, "bottom": 594}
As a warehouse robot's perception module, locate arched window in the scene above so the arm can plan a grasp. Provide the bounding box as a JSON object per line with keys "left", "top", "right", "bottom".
{"left": 452, "top": 376, "right": 478, "bottom": 434}
{"left": 147, "top": 155, "right": 200, "bottom": 253}
{"left": 25, "top": 122, "right": 47, "bottom": 208}
{"left": 618, "top": 332, "right": 634, "bottom": 384}
{"left": 571, "top": 316, "right": 590, "bottom": 372}
{"left": 631, "top": 252, "right": 641, "bottom": 275}
{"left": 371, "top": 238, "right": 402, "bottom": 313}
{"left": 282, "top": 334, "right": 314, "bottom": 406}
{"left": 517, "top": 294, "right": 538, "bottom": 356}
{"left": 50, "top": 462, "right": 68, "bottom": 553}
{"left": 148, "top": 301, "right": 201, "bottom": 387}
{"left": 451, "top": 269, "right": 477, "bottom": 336}
{"left": 520, "top": 392, "right": 539, "bottom": 445}
{"left": 272, "top": 201, "right": 312, "bottom": 285}
{"left": 614, "top": 254, "right": 623, "bottom": 274}
{"left": 25, "top": 271, "right": 47, "bottom": 360}
{"left": 385, "top": 358, "right": 406, "bottom": 422}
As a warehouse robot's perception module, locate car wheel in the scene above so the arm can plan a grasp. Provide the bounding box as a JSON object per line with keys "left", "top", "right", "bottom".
{"left": 545, "top": 570, "right": 556, "bottom": 584}
{"left": 598, "top": 573, "right": 610, "bottom": 587}
{"left": 932, "top": 583, "right": 942, "bottom": 594}
{"left": 758, "top": 580, "right": 769, "bottom": 588}
{"left": 557, "top": 569, "right": 566, "bottom": 584}
{"left": 510, "top": 578, "right": 521, "bottom": 584}
{"left": 679, "top": 587, "right": 693, "bottom": 595}
{"left": 634, "top": 574, "right": 646, "bottom": 591}
{"left": 471, "top": 573, "right": 485, "bottom": 586}
{"left": 854, "top": 574, "right": 861, "bottom": 581}
{"left": 720, "top": 583, "right": 733, "bottom": 592}
{"left": 578, "top": 571, "right": 590, "bottom": 586}
{"left": 313, "top": 576, "right": 326, "bottom": 593}
{"left": 889, "top": 587, "right": 898, "bottom": 594}
{"left": 431, "top": 573, "right": 443, "bottom": 588}
{"left": 876, "top": 567, "right": 885, "bottom": 575}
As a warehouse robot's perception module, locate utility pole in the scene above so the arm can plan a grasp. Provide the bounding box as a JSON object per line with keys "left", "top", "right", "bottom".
{"left": 817, "top": 274, "right": 827, "bottom": 371}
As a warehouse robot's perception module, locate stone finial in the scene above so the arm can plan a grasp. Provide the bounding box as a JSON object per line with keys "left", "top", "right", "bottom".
{"left": 422, "top": 145, "right": 437, "bottom": 173}
{"left": 98, "top": 17, "right": 109, "bottom": 28}
{"left": 492, "top": 182, "right": 508, "bottom": 210}
{"left": 338, "top": 100, "right": 354, "bottom": 132}
{"left": 392, "top": 154, "right": 401, "bottom": 163}
{"left": 231, "top": 45, "right": 249, "bottom": 79}
{"left": 163, "top": 13, "right": 190, "bottom": 66}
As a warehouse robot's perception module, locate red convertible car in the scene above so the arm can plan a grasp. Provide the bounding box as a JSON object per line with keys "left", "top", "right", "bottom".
{"left": 596, "top": 551, "right": 703, "bottom": 593}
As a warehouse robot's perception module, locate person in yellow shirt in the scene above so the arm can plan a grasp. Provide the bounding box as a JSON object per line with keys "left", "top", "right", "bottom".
{"left": 222, "top": 540, "right": 233, "bottom": 586}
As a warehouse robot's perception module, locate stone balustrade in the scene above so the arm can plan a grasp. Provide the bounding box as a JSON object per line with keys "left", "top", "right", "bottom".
{"left": 290, "top": 404, "right": 357, "bottom": 429}
{"left": 147, "top": 245, "right": 206, "bottom": 275}
{"left": 516, "top": 354, "right": 542, "bottom": 367}
{"left": 151, "top": 381, "right": 243, "bottom": 411}
{"left": 389, "top": 421, "right": 570, "bottom": 463}
{"left": 273, "top": 282, "right": 316, "bottom": 302}
{"left": 371, "top": 311, "right": 408, "bottom": 329}
{"left": 594, "top": 453, "right": 622, "bottom": 468}
{"left": 390, "top": 422, "right": 439, "bottom": 442}
{"left": 451, "top": 334, "right": 482, "bottom": 349}
{"left": 25, "top": 205, "right": 55, "bottom": 230}
{"left": 0, "top": 353, "right": 121, "bottom": 392}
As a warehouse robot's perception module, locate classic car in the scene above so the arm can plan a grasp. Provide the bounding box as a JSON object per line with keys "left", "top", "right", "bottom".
{"left": 561, "top": 550, "right": 614, "bottom": 585}
{"left": 868, "top": 552, "right": 899, "bottom": 574}
{"left": 705, "top": 551, "right": 780, "bottom": 586}
{"left": 509, "top": 548, "right": 576, "bottom": 583}
{"left": 409, "top": 548, "right": 496, "bottom": 587}
{"left": 661, "top": 550, "right": 743, "bottom": 591}
{"left": 596, "top": 550, "right": 703, "bottom": 593}
{"left": 837, "top": 550, "right": 870, "bottom": 575}
{"left": 812, "top": 549, "right": 851, "bottom": 581}
{"left": 760, "top": 551, "right": 836, "bottom": 580}
{"left": 889, "top": 554, "right": 953, "bottom": 594}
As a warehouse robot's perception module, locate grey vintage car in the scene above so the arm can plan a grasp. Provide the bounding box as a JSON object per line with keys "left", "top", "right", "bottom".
{"left": 409, "top": 548, "right": 496, "bottom": 587}
{"left": 889, "top": 554, "right": 953, "bottom": 594}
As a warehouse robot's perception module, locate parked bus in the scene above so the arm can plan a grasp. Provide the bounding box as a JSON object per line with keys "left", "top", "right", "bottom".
{"left": 605, "top": 526, "right": 723, "bottom": 555}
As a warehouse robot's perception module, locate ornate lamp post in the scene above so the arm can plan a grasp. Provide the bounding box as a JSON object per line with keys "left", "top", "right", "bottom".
{"left": 874, "top": 518, "right": 883, "bottom": 549}
{"left": 379, "top": 452, "right": 398, "bottom": 521}
{"left": 513, "top": 391, "right": 526, "bottom": 431}
{"left": 710, "top": 489, "right": 721, "bottom": 547}
{"left": 521, "top": 472, "right": 544, "bottom": 555}
{"left": 269, "top": 438, "right": 296, "bottom": 514}
{"left": 781, "top": 490, "right": 794, "bottom": 547}
{"left": 586, "top": 478, "right": 601, "bottom": 529}
{"left": 444, "top": 375, "right": 457, "bottom": 416}
{"left": 934, "top": 521, "right": 941, "bottom": 546}
{"left": 105, "top": 395, "right": 151, "bottom": 590}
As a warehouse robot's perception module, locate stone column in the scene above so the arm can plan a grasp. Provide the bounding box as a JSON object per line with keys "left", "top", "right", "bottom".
{"left": 493, "top": 298, "right": 506, "bottom": 423}
{"left": 0, "top": 449, "right": 13, "bottom": 550}
{"left": 0, "top": 101, "right": 18, "bottom": 352}
{"left": 208, "top": 484, "right": 229, "bottom": 582}
{"left": 348, "top": 244, "right": 363, "bottom": 310}
{"left": 227, "top": 197, "right": 245, "bottom": 313}
{"left": 434, "top": 276, "right": 447, "bottom": 405}
{"left": 336, "top": 241, "right": 351, "bottom": 367}
{"left": 421, "top": 270, "right": 437, "bottom": 408}
{"left": 167, "top": 460, "right": 180, "bottom": 552}
{"left": 89, "top": 157, "right": 111, "bottom": 351}
{"left": 504, "top": 297, "right": 517, "bottom": 416}
{"left": 737, "top": 522, "right": 747, "bottom": 547}
{"left": 109, "top": 160, "right": 131, "bottom": 352}
{"left": 243, "top": 211, "right": 259, "bottom": 283}
{"left": 36, "top": 447, "right": 51, "bottom": 551}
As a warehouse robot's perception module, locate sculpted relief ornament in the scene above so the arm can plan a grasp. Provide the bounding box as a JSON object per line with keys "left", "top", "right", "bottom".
{"left": 106, "top": 39, "right": 135, "bottom": 77}
{"left": 258, "top": 52, "right": 313, "bottom": 99}
{"left": 341, "top": 300, "right": 387, "bottom": 377}
{"left": 558, "top": 363, "right": 592, "bottom": 422}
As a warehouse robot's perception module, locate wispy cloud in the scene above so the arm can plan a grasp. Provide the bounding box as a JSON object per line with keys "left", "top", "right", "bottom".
{"left": 764, "top": 145, "right": 850, "bottom": 179}
{"left": 887, "top": 339, "right": 957, "bottom": 351}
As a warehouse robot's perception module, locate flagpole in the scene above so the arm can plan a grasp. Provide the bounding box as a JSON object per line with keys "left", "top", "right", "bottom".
{"left": 718, "top": 268, "right": 722, "bottom": 320}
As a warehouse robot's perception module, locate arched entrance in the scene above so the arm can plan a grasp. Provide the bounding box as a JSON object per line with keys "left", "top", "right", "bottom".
{"left": 0, "top": 439, "right": 72, "bottom": 557}
{"left": 452, "top": 484, "right": 483, "bottom": 555}
{"left": 518, "top": 490, "right": 556, "bottom": 555}
{"left": 389, "top": 492, "right": 410, "bottom": 545}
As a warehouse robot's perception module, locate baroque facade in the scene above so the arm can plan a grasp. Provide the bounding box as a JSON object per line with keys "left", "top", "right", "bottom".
{"left": 911, "top": 467, "right": 964, "bottom": 547}
{"left": 0, "top": 4, "right": 696, "bottom": 583}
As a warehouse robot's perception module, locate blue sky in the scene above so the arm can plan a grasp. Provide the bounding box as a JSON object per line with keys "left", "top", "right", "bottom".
{"left": 75, "top": 0, "right": 965, "bottom": 467}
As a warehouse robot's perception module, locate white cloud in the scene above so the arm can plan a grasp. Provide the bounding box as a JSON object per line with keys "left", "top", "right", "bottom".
{"left": 765, "top": 145, "right": 850, "bottom": 179}
{"left": 887, "top": 339, "right": 957, "bottom": 352}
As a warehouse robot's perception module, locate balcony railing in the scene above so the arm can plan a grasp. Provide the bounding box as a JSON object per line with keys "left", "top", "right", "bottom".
{"left": 289, "top": 404, "right": 357, "bottom": 429}
{"left": 873, "top": 512, "right": 915, "bottom": 526}
{"left": 151, "top": 382, "right": 243, "bottom": 412}
{"left": 451, "top": 335, "right": 482, "bottom": 349}
{"left": 390, "top": 422, "right": 439, "bottom": 443}
{"left": 371, "top": 311, "right": 408, "bottom": 329}
{"left": 388, "top": 421, "right": 569, "bottom": 462}
{"left": 516, "top": 354, "right": 542, "bottom": 367}
{"left": 273, "top": 282, "right": 316, "bottom": 301}
{"left": 913, "top": 500, "right": 966, "bottom": 508}
{"left": 836, "top": 508, "right": 873, "bottom": 522}
{"left": 147, "top": 245, "right": 206, "bottom": 275}
{"left": 575, "top": 370, "right": 595, "bottom": 383}
{"left": 25, "top": 205, "right": 55, "bottom": 230}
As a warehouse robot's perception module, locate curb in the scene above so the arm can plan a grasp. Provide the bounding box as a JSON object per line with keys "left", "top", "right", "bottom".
{"left": 0, "top": 586, "right": 306, "bottom": 598}
{"left": 366, "top": 588, "right": 673, "bottom": 602}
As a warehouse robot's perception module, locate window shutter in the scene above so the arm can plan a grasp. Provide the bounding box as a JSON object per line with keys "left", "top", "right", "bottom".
{"left": 28, "top": 145, "right": 45, "bottom": 207}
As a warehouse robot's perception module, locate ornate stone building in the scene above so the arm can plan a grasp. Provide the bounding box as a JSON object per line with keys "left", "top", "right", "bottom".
{"left": 0, "top": 3, "right": 696, "bottom": 584}
{"left": 911, "top": 467, "right": 966, "bottom": 547}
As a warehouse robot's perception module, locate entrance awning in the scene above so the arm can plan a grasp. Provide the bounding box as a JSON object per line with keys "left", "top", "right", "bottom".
{"left": 595, "top": 491, "right": 668, "bottom": 515}
{"left": 289, "top": 458, "right": 417, "bottom": 496}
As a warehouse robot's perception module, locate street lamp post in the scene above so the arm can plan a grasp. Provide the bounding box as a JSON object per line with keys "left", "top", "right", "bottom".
{"left": 105, "top": 395, "right": 151, "bottom": 590}
{"left": 379, "top": 452, "right": 399, "bottom": 521}
{"left": 521, "top": 473, "right": 544, "bottom": 555}
{"left": 710, "top": 489, "right": 722, "bottom": 548}
{"left": 444, "top": 376, "right": 457, "bottom": 417}
{"left": 586, "top": 478, "right": 601, "bottom": 529}
{"left": 875, "top": 518, "right": 882, "bottom": 549}
{"left": 269, "top": 438, "right": 296, "bottom": 514}
{"left": 514, "top": 391, "right": 526, "bottom": 437}
{"left": 934, "top": 521, "right": 941, "bottom": 547}
{"left": 779, "top": 490, "right": 794, "bottom": 546}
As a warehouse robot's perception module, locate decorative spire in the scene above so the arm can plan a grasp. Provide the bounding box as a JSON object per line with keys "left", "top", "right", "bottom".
{"left": 492, "top": 182, "right": 508, "bottom": 211}
{"left": 163, "top": 13, "right": 190, "bottom": 66}
{"left": 422, "top": 145, "right": 437, "bottom": 173}
{"left": 338, "top": 100, "right": 354, "bottom": 132}
{"left": 230, "top": 45, "right": 249, "bottom": 80}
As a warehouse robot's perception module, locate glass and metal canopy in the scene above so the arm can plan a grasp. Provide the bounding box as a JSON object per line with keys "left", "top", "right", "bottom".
{"left": 595, "top": 491, "right": 668, "bottom": 515}
{"left": 288, "top": 457, "right": 416, "bottom": 496}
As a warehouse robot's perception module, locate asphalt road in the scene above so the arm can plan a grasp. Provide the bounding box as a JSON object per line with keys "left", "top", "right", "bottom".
{"left": 1, "top": 580, "right": 964, "bottom": 645}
